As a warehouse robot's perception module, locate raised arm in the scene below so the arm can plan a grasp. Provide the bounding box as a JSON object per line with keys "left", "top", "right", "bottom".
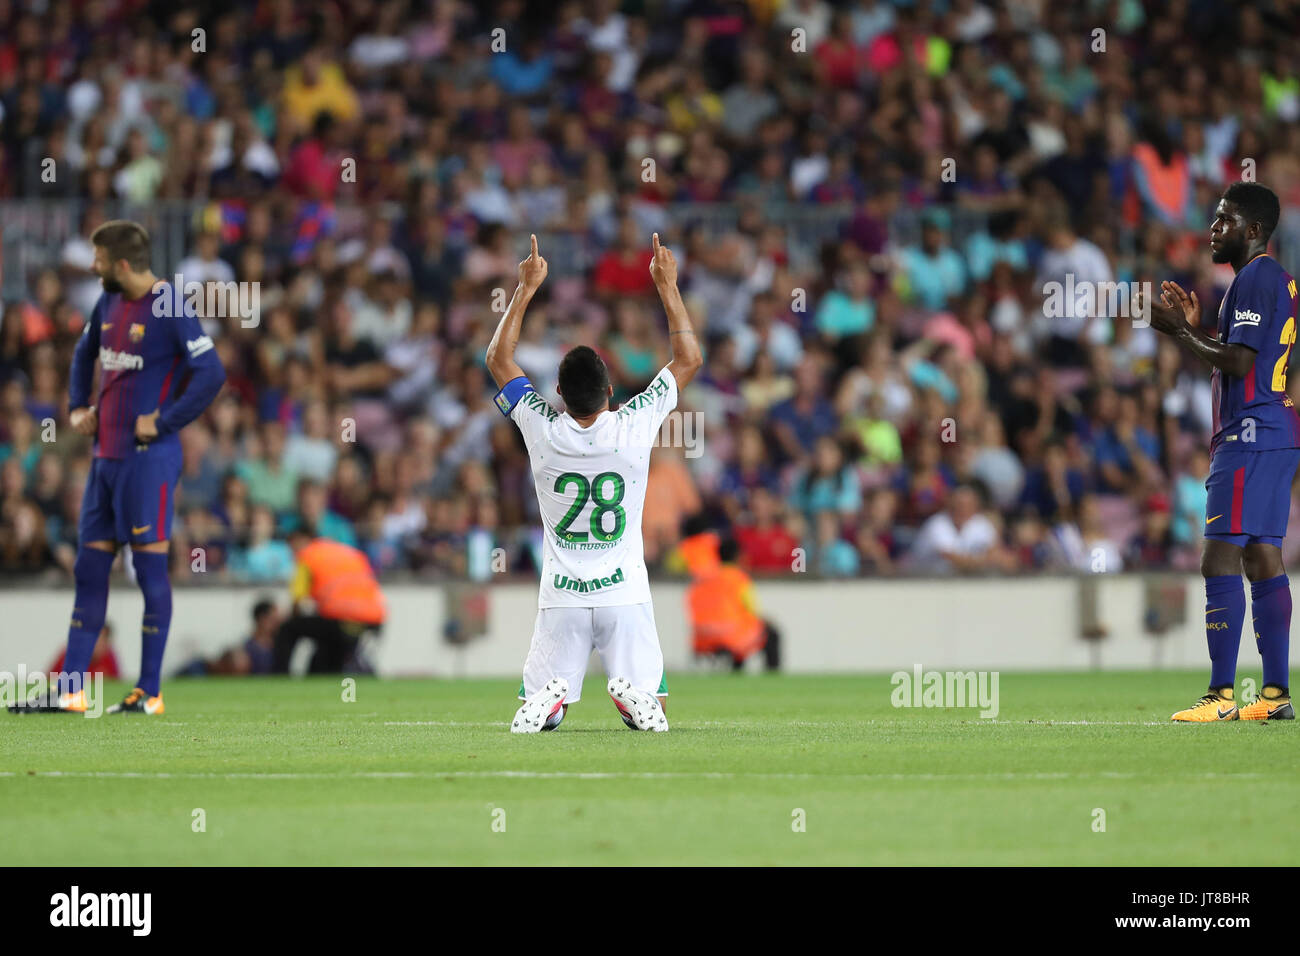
{"left": 649, "top": 232, "right": 703, "bottom": 391}
{"left": 486, "top": 233, "right": 548, "bottom": 389}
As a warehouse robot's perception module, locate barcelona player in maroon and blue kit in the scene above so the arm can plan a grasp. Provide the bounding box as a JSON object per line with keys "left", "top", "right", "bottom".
{"left": 1148, "top": 183, "right": 1299, "bottom": 721}
{"left": 10, "top": 221, "right": 225, "bottom": 715}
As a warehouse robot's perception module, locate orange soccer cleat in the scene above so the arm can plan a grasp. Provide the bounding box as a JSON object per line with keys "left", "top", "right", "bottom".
{"left": 1171, "top": 691, "right": 1238, "bottom": 722}
{"left": 106, "top": 688, "right": 164, "bottom": 715}
{"left": 1238, "top": 687, "right": 1294, "bottom": 721}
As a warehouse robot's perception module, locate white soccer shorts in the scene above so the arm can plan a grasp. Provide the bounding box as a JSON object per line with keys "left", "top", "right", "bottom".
{"left": 519, "top": 602, "right": 667, "bottom": 704}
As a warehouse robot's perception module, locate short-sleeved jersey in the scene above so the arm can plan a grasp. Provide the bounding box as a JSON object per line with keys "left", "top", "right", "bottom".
{"left": 1210, "top": 254, "right": 1300, "bottom": 454}
{"left": 75, "top": 283, "right": 219, "bottom": 460}
{"left": 496, "top": 366, "right": 679, "bottom": 608}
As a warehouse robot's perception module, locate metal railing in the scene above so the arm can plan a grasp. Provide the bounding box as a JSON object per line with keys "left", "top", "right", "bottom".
{"left": 5, "top": 198, "right": 1299, "bottom": 300}
{"left": 1, "top": 199, "right": 967, "bottom": 299}
{"left": 1, "top": 199, "right": 200, "bottom": 300}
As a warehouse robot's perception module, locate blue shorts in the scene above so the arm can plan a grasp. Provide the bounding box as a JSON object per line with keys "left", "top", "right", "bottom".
{"left": 1204, "top": 446, "right": 1300, "bottom": 547}
{"left": 79, "top": 444, "right": 182, "bottom": 546}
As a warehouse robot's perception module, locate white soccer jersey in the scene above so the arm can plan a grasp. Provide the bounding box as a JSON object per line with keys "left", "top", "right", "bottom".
{"left": 496, "top": 366, "right": 679, "bottom": 608}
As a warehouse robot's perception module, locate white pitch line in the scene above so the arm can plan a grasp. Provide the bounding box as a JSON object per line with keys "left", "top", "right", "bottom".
{"left": 383, "top": 721, "right": 502, "bottom": 727}
{"left": 385, "top": 719, "right": 1176, "bottom": 728}
{"left": 974, "top": 720, "right": 1171, "bottom": 726}
{"left": 0, "top": 769, "right": 1269, "bottom": 782}
{"left": 23, "top": 718, "right": 1248, "bottom": 728}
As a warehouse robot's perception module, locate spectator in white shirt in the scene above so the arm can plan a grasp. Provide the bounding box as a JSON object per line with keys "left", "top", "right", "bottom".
{"left": 176, "top": 231, "right": 236, "bottom": 287}
{"left": 347, "top": 270, "right": 412, "bottom": 350}
{"left": 283, "top": 400, "right": 339, "bottom": 483}
{"left": 733, "top": 292, "right": 804, "bottom": 373}
{"left": 910, "top": 483, "right": 1005, "bottom": 574}
{"left": 1034, "top": 217, "right": 1114, "bottom": 364}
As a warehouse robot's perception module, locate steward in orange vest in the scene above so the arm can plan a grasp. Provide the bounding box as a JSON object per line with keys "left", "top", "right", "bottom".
{"left": 273, "top": 531, "right": 386, "bottom": 674}
{"left": 681, "top": 531, "right": 777, "bottom": 669}
{"left": 291, "top": 536, "right": 387, "bottom": 625}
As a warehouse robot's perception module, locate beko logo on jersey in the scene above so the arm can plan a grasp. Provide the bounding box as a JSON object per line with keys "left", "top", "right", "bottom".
{"left": 553, "top": 567, "right": 625, "bottom": 593}
{"left": 1233, "top": 309, "right": 1262, "bottom": 327}
{"left": 186, "top": 335, "right": 214, "bottom": 358}
{"left": 99, "top": 347, "right": 143, "bottom": 371}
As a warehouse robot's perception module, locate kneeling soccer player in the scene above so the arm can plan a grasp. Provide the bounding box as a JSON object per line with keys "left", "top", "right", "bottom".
{"left": 485, "top": 234, "right": 702, "bottom": 733}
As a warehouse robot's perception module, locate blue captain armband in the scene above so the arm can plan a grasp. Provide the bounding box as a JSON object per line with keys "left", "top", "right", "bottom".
{"left": 493, "top": 376, "right": 534, "bottom": 416}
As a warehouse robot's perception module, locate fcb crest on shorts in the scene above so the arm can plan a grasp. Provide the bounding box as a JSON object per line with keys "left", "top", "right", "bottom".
{"left": 129, "top": 322, "right": 146, "bottom": 342}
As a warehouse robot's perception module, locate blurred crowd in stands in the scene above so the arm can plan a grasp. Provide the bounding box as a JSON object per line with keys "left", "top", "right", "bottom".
{"left": 2, "top": 0, "right": 1300, "bottom": 581}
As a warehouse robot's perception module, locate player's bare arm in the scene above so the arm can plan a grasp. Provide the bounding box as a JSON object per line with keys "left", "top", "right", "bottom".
{"left": 649, "top": 232, "right": 703, "bottom": 391}
{"left": 485, "top": 233, "right": 548, "bottom": 389}
{"left": 1140, "top": 281, "right": 1256, "bottom": 379}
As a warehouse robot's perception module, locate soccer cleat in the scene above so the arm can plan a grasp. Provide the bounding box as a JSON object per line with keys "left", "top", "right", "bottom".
{"left": 1171, "top": 692, "right": 1238, "bottom": 722}
{"left": 106, "top": 688, "right": 164, "bottom": 715}
{"left": 1239, "top": 688, "right": 1295, "bottom": 721}
{"left": 607, "top": 677, "right": 668, "bottom": 732}
{"left": 7, "top": 689, "right": 86, "bottom": 714}
{"left": 511, "top": 677, "right": 567, "bottom": 734}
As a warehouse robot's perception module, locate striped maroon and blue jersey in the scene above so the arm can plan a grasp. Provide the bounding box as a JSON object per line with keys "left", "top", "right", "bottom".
{"left": 1209, "top": 254, "right": 1300, "bottom": 454}
{"left": 70, "top": 283, "right": 226, "bottom": 459}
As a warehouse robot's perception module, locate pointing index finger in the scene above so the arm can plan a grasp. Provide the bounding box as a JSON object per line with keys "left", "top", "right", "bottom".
{"left": 530, "top": 233, "right": 538, "bottom": 257}
{"left": 652, "top": 232, "right": 661, "bottom": 254}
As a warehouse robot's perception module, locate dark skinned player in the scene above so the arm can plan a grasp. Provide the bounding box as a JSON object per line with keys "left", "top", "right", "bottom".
{"left": 1142, "top": 183, "right": 1298, "bottom": 721}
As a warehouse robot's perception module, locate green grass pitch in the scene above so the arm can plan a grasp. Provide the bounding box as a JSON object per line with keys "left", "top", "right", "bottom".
{"left": 2, "top": 671, "right": 1294, "bottom": 865}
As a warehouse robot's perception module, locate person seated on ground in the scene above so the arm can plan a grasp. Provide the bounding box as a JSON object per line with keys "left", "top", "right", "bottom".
{"left": 680, "top": 526, "right": 781, "bottom": 672}
{"left": 242, "top": 597, "right": 283, "bottom": 674}
{"left": 175, "top": 597, "right": 283, "bottom": 676}
{"left": 273, "top": 529, "right": 387, "bottom": 674}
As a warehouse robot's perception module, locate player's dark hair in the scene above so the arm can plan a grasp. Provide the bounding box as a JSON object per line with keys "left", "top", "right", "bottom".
{"left": 252, "top": 598, "right": 276, "bottom": 622}
{"left": 557, "top": 346, "right": 611, "bottom": 417}
{"left": 90, "top": 220, "right": 151, "bottom": 271}
{"left": 1223, "top": 182, "right": 1280, "bottom": 242}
